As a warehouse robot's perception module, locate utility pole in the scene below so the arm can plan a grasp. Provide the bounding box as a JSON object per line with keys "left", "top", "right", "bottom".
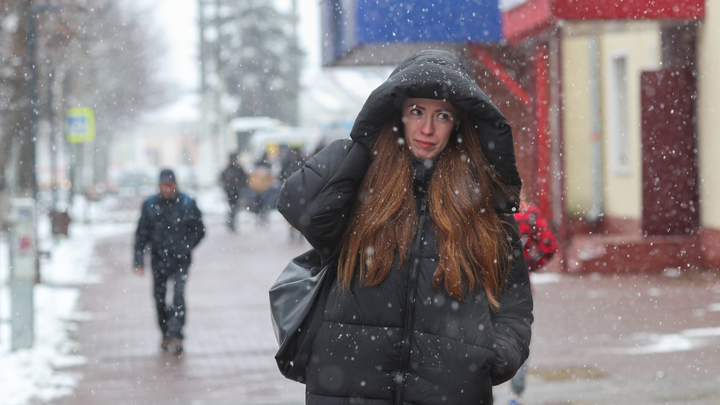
{"left": 197, "top": 0, "right": 215, "bottom": 188}
{"left": 198, "top": 0, "right": 207, "bottom": 96}
{"left": 292, "top": 0, "right": 298, "bottom": 39}
{"left": 196, "top": 0, "right": 229, "bottom": 187}
{"left": 291, "top": 0, "right": 300, "bottom": 125}
{"left": 26, "top": 0, "right": 40, "bottom": 200}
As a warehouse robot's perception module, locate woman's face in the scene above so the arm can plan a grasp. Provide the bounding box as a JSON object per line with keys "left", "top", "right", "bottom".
{"left": 401, "top": 98, "right": 457, "bottom": 161}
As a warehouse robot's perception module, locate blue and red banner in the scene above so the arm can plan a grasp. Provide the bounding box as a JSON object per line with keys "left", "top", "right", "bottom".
{"left": 322, "top": 0, "right": 705, "bottom": 65}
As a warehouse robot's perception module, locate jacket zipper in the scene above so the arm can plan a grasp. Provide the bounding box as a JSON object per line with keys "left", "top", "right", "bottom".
{"left": 395, "top": 194, "right": 427, "bottom": 405}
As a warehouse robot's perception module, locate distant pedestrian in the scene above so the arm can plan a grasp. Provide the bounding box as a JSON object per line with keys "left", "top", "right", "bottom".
{"left": 277, "top": 50, "right": 533, "bottom": 404}
{"left": 220, "top": 153, "right": 248, "bottom": 232}
{"left": 133, "top": 169, "right": 205, "bottom": 354}
{"left": 509, "top": 202, "right": 558, "bottom": 405}
{"left": 278, "top": 147, "right": 305, "bottom": 185}
{"left": 248, "top": 154, "right": 275, "bottom": 225}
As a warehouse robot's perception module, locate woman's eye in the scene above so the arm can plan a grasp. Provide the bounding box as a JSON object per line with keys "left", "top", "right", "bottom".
{"left": 411, "top": 108, "right": 422, "bottom": 116}
{"left": 436, "top": 112, "right": 452, "bottom": 121}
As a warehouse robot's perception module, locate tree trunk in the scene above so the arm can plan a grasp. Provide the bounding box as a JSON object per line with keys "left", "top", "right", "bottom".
{"left": 2, "top": 0, "right": 36, "bottom": 196}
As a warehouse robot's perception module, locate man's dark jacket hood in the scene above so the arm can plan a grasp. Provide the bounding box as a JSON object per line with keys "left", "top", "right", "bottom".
{"left": 350, "top": 49, "right": 521, "bottom": 211}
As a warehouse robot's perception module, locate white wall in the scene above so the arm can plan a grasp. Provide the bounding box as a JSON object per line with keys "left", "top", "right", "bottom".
{"left": 697, "top": 0, "right": 720, "bottom": 230}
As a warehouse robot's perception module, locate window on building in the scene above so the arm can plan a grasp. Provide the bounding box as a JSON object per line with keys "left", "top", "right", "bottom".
{"left": 608, "top": 54, "right": 630, "bottom": 175}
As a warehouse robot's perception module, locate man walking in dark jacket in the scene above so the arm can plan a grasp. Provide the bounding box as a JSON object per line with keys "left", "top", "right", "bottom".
{"left": 219, "top": 153, "right": 247, "bottom": 232}
{"left": 134, "top": 169, "right": 205, "bottom": 354}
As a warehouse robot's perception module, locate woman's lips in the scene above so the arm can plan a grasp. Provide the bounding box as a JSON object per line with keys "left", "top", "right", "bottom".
{"left": 415, "top": 140, "right": 434, "bottom": 149}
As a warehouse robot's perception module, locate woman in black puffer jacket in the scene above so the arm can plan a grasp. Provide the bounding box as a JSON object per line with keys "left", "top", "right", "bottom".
{"left": 277, "top": 50, "right": 533, "bottom": 405}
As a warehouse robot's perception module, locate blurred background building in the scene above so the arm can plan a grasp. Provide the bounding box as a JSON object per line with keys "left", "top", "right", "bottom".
{"left": 317, "top": 0, "right": 717, "bottom": 274}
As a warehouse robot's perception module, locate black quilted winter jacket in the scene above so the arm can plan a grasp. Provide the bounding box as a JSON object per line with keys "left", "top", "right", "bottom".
{"left": 277, "top": 50, "right": 533, "bottom": 405}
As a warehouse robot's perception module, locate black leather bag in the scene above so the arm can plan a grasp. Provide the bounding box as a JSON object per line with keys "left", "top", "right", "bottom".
{"left": 269, "top": 249, "right": 335, "bottom": 383}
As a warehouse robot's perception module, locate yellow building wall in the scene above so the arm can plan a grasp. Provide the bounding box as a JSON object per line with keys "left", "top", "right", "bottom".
{"left": 599, "top": 29, "right": 661, "bottom": 220}
{"left": 561, "top": 37, "right": 594, "bottom": 217}
{"left": 697, "top": 0, "right": 720, "bottom": 230}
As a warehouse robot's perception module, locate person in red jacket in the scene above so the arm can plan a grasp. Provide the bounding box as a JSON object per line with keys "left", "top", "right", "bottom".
{"left": 514, "top": 202, "right": 558, "bottom": 272}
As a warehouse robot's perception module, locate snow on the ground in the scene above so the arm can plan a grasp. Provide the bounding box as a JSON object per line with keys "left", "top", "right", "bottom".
{"left": 0, "top": 208, "right": 135, "bottom": 404}
{"left": 530, "top": 271, "right": 562, "bottom": 285}
{"left": 609, "top": 327, "right": 720, "bottom": 355}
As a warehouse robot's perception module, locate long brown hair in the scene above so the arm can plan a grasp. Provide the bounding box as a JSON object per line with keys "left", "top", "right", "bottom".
{"left": 338, "top": 109, "right": 512, "bottom": 308}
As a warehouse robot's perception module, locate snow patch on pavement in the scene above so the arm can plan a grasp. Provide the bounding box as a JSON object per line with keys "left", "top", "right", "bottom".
{"left": 610, "top": 327, "right": 720, "bottom": 355}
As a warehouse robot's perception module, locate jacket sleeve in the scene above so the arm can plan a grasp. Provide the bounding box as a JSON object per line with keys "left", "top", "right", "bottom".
{"left": 277, "top": 139, "right": 370, "bottom": 259}
{"left": 490, "top": 215, "right": 534, "bottom": 385}
{"left": 185, "top": 198, "right": 205, "bottom": 250}
{"left": 133, "top": 199, "right": 152, "bottom": 267}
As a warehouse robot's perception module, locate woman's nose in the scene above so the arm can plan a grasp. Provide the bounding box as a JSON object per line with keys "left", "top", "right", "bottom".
{"left": 420, "top": 117, "right": 434, "bottom": 134}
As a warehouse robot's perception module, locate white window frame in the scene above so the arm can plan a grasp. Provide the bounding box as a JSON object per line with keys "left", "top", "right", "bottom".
{"left": 607, "top": 51, "right": 631, "bottom": 176}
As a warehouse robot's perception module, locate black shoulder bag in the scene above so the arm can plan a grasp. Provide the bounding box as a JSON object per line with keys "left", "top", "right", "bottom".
{"left": 269, "top": 249, "right": 335, "bottom": 383}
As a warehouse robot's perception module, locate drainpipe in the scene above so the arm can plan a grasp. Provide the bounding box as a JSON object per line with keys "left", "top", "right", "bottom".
{"left": 549, "top": 25, "right": 568, "bottom": 272}
{"left": 587, "top": 36, "right": 603, "bottom": 224}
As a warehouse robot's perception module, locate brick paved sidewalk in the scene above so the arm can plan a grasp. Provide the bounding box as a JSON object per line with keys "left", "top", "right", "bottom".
{"left": 494, "top": 268, "right": 720, "bottom": 404}
{"left": 51, "top": 213, "right": 308, "bottom": 405}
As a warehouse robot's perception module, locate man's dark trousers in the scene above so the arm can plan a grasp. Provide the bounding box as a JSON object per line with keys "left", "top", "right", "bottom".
{"left": 151, "top": 258, "right": 189, "bottom": 339}
{"left": 227, "top": 193, "right": 241, "bottom": 231}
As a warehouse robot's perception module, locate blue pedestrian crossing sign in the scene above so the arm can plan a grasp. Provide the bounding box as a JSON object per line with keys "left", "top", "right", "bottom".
{"left": 66, "top": 107, "right": 96, "bottom": 143}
